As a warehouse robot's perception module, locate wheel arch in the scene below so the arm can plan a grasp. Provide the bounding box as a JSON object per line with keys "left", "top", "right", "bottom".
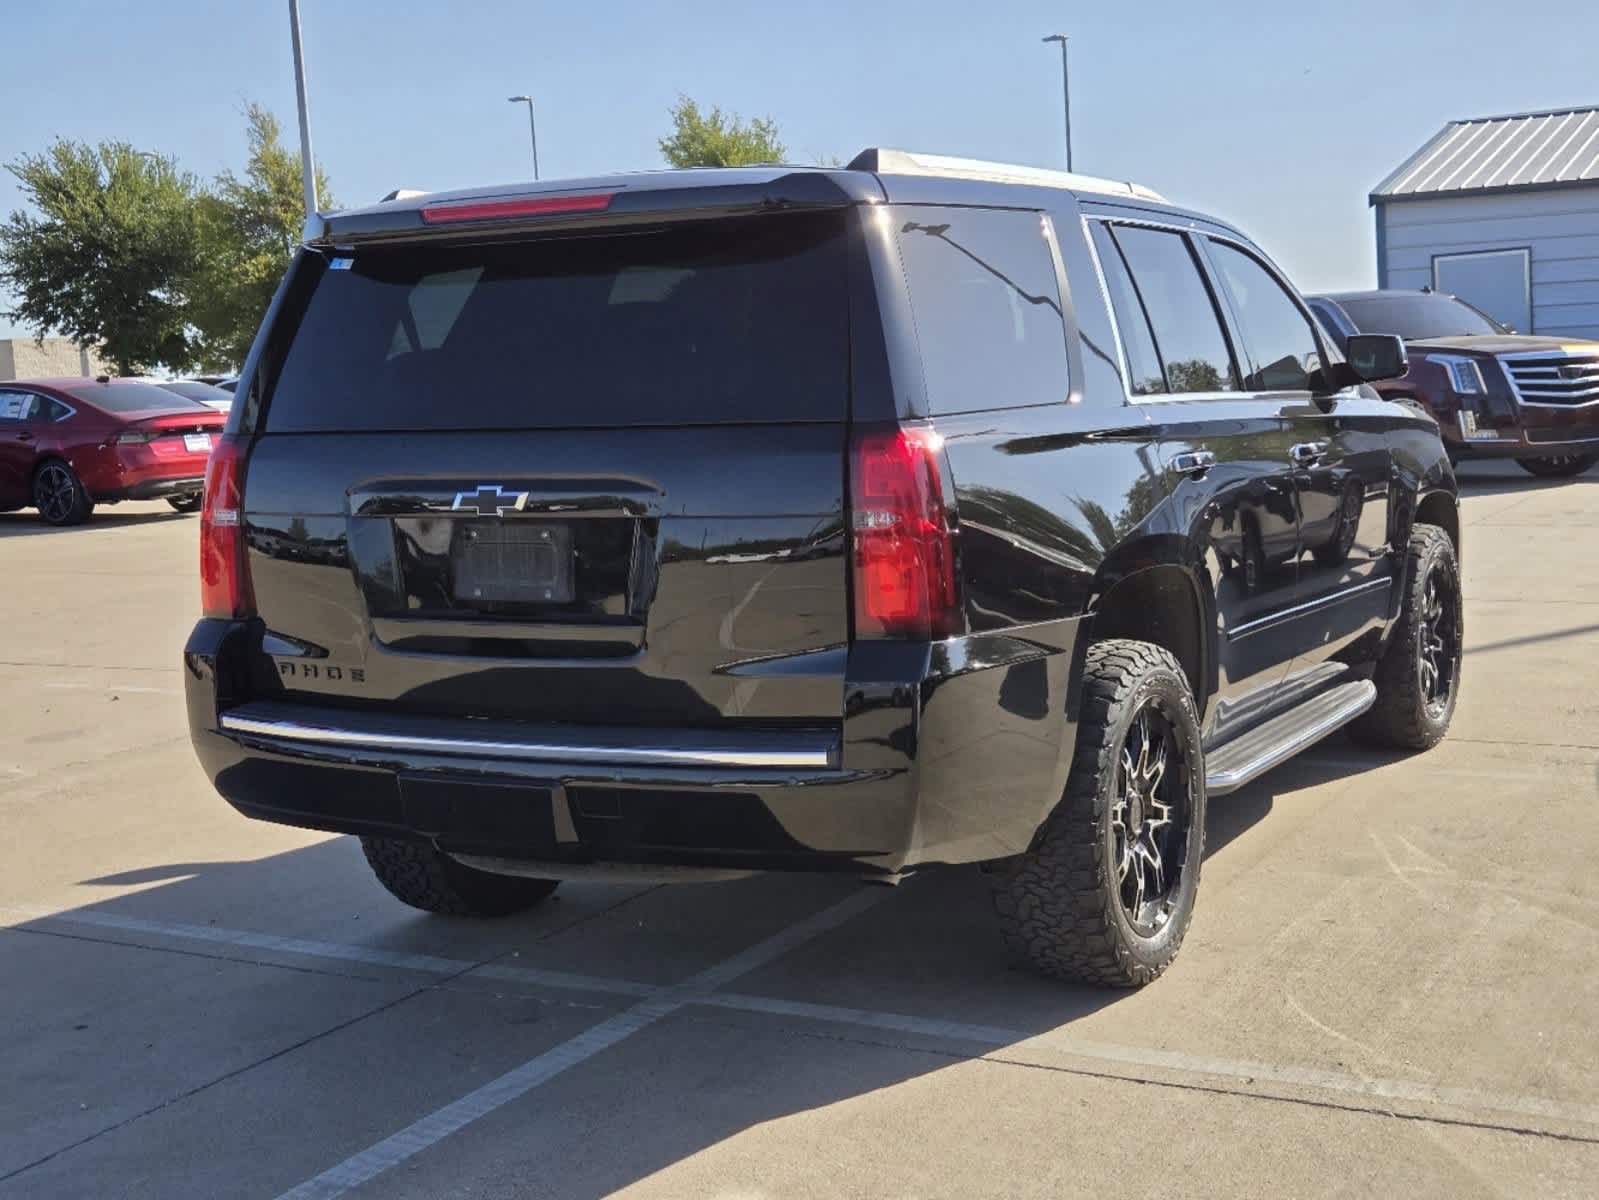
{"left": 1414, "top": 488, "right": 1460, "bottom": 565}
{"left": 1080, "top": 559, "right": 1212, "bottom": 721}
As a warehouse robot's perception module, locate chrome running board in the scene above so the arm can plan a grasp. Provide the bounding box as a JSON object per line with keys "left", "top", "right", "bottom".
{"left": 1204, "top": 680, "right": 1376, "bottom": 796}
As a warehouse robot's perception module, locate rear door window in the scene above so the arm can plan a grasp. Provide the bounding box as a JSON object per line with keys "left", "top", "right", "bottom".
{"left": 264, "top": 213, "right": 849, "bottom": 432}
{"left": 1107, "top": 224, "right": 1239, "bottom": 395}
{"left": 1207, "top": 241, "right": 1323, "bottom": 392}
{"left": 894, "top": 208, "right": 1069, "bottom": 414}
{"left": 1089, "top": 222, "right": 1166, "bottom": 396}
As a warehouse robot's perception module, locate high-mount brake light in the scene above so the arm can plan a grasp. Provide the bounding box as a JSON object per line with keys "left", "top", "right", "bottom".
{"left": 199, "top": 435, "right": 255, "bottom": 619}
{"left": 420, "top": 193, "right": 615, "bottom": 225}
{"left": 849, "top": 426, "right": 960, "bottom": 640}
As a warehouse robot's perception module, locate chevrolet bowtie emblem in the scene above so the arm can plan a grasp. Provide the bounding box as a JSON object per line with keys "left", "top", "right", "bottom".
{"left": 452, "top": 484, "right": 527, "bottom": 517}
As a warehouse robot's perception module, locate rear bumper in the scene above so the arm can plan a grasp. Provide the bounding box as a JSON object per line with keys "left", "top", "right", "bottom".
{"left": 96, "top": 475, "right": 205, "bottom": 502}
{"left": 184, "top": 618, "right": 1081, "bottom": 879}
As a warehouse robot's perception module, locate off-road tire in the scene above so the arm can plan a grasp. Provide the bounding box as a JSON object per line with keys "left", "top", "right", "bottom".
{"left": 360, "top": 835, "right": 559, "bottom": 916}
{"left": 33, "top": 459, "right": 94, "bottom": 526}
{"left": 1517, "top": 454, "right": 1598, "bottom": 478}
{"left": 1349, "top": 523, "right": 1461, "bottom": 750}
{"left": 990, "top": 639, "right": 1205, "bottom": 988}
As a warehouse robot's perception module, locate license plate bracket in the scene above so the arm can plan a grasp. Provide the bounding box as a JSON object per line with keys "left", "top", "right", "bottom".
{"left": 451, "top": 521, "right": 574, "bottom": 606}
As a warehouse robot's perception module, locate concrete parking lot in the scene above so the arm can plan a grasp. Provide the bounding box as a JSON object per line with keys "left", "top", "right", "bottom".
{"left": 2, "top": 462, "right": 1597, "bottom": 1198}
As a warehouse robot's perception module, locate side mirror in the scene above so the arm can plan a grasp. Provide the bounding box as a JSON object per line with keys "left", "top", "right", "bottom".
{"left": 1344, "top": 333, "right": 1408, "bottom": 384}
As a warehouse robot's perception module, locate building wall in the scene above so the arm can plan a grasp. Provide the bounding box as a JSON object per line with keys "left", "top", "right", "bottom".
{"left": 0, "top": 337, "right": 111, "bottom": 381}
{"left": 1378, "top": 187, "right": 1599, "bottom": 340}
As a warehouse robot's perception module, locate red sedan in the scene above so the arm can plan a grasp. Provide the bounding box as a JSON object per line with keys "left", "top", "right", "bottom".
{"left": 0, "top": 377, "right": 226, "bottom": 525}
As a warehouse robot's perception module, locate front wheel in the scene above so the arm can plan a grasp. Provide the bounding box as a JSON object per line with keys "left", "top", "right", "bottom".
{"left": 34, "top": 460, "right": 94, "bottom": 526}
{"left": 990, "top": 639, "right": 1205, "bottom": 988}
{"left": 1517, "top": 454, "right": 1598, "bottom": 478}
{"left": 1350, "top": 524, "right": 1462, "bottom": 750}
{"left": 360, "top": 836, "right": 559, "bottom": 916}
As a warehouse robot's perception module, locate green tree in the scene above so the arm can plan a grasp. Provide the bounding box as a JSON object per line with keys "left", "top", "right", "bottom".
{"left": 0, "top": 141, "right": 202, "bottom": 374}
{"left": 659, "top": 96, "right": 786, "bottom": 168}
{"left": 190, "top": 104, "right": 333, "bottom": 370}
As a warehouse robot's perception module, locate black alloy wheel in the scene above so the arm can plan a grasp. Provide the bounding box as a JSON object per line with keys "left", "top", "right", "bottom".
{"left": 1110, "top": 703, "right": 1194, "bottom": 935}
{"left": 34, "top": 461, "right": 92, "bottom": 526}
{"left": 990, "top": 639, "right": 1206, "bottom": 987}
{"left": 1418, "top": 561, "right": 1460, "bottom": 720}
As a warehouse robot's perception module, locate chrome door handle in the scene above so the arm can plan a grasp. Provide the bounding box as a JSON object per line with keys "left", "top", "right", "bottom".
{"left": 1289, "top": 441, "right": 1327, "bottom": 466}
{"left": 1167, "top": 450, "right": 1216, "bottom": 476}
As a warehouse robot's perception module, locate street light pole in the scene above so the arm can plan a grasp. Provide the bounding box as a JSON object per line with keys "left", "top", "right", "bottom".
{"left": 1042, "top": 34, "right": 1073, "bottom": 173}
{"left": 288, "top": 0, "right": 319, "bottom": 217}
{"left": 508, "top": 96, "right": 539, "bottom": 180}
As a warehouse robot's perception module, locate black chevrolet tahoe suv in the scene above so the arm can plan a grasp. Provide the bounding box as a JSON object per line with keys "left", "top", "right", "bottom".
{"left": 187, "top": 149, "right": 1462, "bottom": 987}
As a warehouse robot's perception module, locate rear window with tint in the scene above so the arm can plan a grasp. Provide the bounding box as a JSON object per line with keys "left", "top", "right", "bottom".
{"left": 67, "top": 382, "right": 210, "bottom": 414}
{"left": 264, "top": 213, "right": 848, "bottom": 431}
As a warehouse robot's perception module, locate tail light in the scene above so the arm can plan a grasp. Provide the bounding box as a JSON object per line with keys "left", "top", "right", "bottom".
{"left": 114, "top": 429, "right": 155, "bottom": 445}
{"left": 849, "top": 425, "right": 960, "bottom": 639}
{"left": 200, "top": 435, "right": 255, "bottom": 618}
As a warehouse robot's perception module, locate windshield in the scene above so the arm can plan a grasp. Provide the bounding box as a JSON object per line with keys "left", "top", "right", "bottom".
{"left": 265, "top": 212, "right": 849, "bottom": 432}
{"left": 1336, "top": 293, "right": 1506, "bottom": 340}
{"left": 65, "top": 381, "right": 212, "bottom": 414}
{"left": 158, "top": 380, "right": 232, "bottom": 404}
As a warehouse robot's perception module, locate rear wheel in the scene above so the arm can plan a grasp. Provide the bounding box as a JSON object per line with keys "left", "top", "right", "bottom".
{"left": 360, "top": 835, "right": 560, "bottom": 916}
{"left": 33, "top": 460, "right": 93, "bottom": 526}
{"left": 167, "top": 494, "right": 203, "bottom": 513}
{"left": 1517, "top": 454, "right": 1598, "bottom": 478}
{"left": 990, "top": 640, "right": 1205, "bottom": 988}
{"left": 1350, "top": 523, "right": 1461, "bottom": 750}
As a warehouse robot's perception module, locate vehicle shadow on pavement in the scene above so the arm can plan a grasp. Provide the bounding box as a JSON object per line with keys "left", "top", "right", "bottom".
{"left": 0, "top": 511, "right": 192, "bottom": 537}
{"left": 2, "top": 786, "right": 1288, "bottom": 1196}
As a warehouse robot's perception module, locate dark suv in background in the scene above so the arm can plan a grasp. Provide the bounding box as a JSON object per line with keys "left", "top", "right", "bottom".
{"left": 187, "top": 150, "right": 1461, "bottom": 987}
{"left": 1309, "top": 289, "right": 1599, "bottom": 477}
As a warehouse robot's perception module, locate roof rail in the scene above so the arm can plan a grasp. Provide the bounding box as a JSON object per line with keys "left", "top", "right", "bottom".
{"left": 847, "top": 148, "right": 1167, "bottom": 203}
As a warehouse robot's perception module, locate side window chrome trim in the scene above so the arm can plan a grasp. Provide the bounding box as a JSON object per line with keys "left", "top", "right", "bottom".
{"left": 1082, "top": 213, "right": 1245, "bottom": 406}
{"left": 1083, "top": 210, "right": 1351, "bottom": 405}
{"left": 1078, "top": 214, "right": 1133, "bottom": 404}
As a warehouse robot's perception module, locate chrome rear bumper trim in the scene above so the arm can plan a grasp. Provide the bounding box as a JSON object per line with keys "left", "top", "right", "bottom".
{"left": 218, "top": 707, "right": 835, "bottom": 770}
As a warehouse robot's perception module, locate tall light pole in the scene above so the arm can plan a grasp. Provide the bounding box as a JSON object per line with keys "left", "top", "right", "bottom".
{"left": 288, "top": 0, "right": 319, "bottom": 217}
{"left": 508, "top": 96, "right": 540, "bottom": 180}
{"left": 1042, "top": 33, "right": 1073, "bottom": 173}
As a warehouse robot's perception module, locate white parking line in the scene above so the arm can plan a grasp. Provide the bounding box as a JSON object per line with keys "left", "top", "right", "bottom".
{"left": 274, "top": 889, "right": 885, "bottom": 1200}
{"left": 4, "top": 905, "right": 655, "bottom": 999}
{"left": 40, "top": 681, "right": 181, "bottom": 695}
{"left": 14, "top": 899, "right": 1599, "bottom": 1174}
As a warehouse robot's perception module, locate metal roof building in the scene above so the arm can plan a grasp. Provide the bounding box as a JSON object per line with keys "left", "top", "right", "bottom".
{"left": 1370, "top": 105, "right": 1599, "bottom": 340}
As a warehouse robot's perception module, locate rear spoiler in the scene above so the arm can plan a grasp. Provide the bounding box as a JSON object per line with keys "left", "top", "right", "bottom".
{"left": 302, "top": 171, "right": 884, "bottom": 248}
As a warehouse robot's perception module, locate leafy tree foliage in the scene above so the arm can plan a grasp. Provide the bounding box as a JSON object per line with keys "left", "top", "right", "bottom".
{"left": 659, "top": 96, "right": 786, "bottom": 168}
{"left": 189, "top": 104, "right": 332, "bottom": 371}
{"left": 0, "top": 142, "right": 201, "bottom": 374}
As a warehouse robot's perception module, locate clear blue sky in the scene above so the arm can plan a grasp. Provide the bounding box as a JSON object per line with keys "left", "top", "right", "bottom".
{"left": 4, "top": 0, "right": 1597, "bottom": 340}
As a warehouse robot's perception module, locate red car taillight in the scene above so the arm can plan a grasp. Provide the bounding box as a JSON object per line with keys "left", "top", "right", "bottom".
{"left": 849, "top": 425, "right": 960, "bottom": 640}
{"left": 199, "top": 435, "right": 255, "bottom": 619}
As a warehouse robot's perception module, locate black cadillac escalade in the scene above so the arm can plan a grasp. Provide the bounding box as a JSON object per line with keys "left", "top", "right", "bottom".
{"left": 186, "top": 149, "right": 1462, "bottom": 987}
